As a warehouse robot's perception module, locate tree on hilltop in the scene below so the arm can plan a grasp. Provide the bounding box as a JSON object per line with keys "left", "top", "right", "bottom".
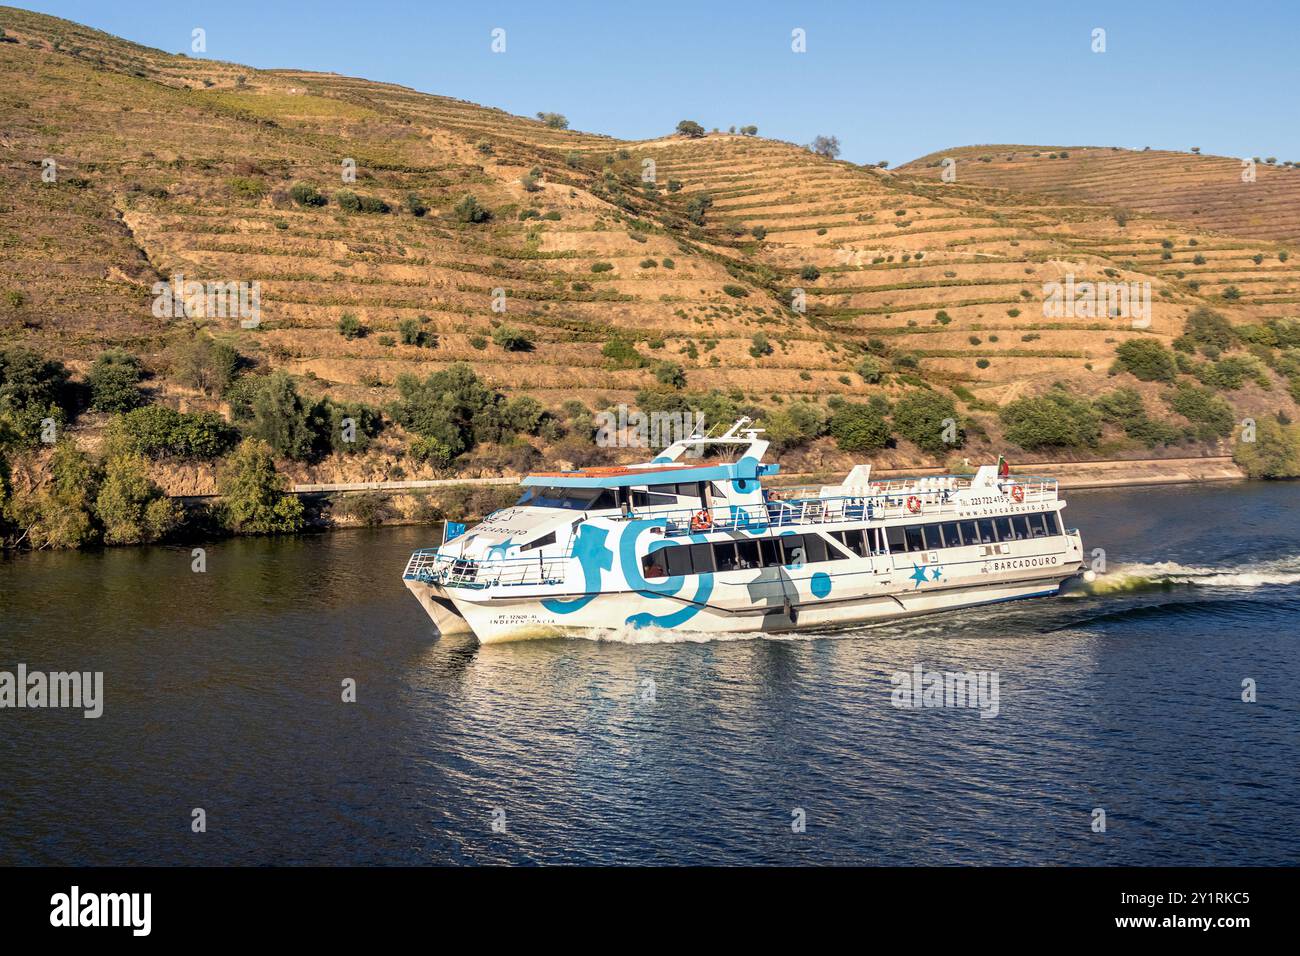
{"left": 675, "top": 120, "right": 705, "bottom": 138}
{"left": 810, "top": 135, "right": 841, "bottom": 159}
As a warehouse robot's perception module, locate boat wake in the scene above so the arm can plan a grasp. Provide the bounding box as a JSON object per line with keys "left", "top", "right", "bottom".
{"left": 1078, "top": 554, "right": 1300, "bottom": 596}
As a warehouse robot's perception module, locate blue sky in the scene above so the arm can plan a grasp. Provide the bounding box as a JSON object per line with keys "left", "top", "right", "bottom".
{"left": 13, "top": 0, "right": 1300, "bottom": 165}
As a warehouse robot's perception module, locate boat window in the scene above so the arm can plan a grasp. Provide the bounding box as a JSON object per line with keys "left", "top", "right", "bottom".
{"left": 1027, "top": 512, "right": 1047, "bottom": 537}
{"left": 713, "top": 541, "right": 739, "bottom": 572}
{"left": 976, "top": 519, "right": 997, "bottom": 543}
{"left": 995, "top": 516, "right": 1015, "bottom": 541}
{"left": 665, "top": 546, "right": 693, "bottom": 577}
{"left": 939, "top": 522, "right": 961, "bottom": 548}
{"left": 1011, "top": 515, "right": 1032, "bottom": 540}
{"left": 803, "top": 534, "right": 829, "bottom": 564}
{"left": 1047, "top": 511, "right": 1063, "bottom": 535}
{"left": 632, "top": 490, "right": 677, "bottom": 507}
{"left": 781, "top": 536, "right": 807, "bottom": 566}
{"left": 886, "top": 525, "right": 908, "bottom": 554}
{"left": 736, "top": 540, "right": 761, "bottom": 569}
{"left": 905, "top": 525, "right": 926, "bottom": 552}
{"left": 834, "top": 528, "right": 867, "bottom": 557}
{"left": 959, "top": 521, "right": 979, "bottom": 546}
{"left": 759, "top": 538, "right": 781, "bottom": 567}
{"left": 518, "top": 486, "right": 618, "bottom": 511}
{"left": 688, "top": 542, "right": 715, "bottom": 574}
{"left": 519, "top": 531, "right": 556, "bottom": 553}
{"left": 642, "top": 548, "right": 668, "bottom": 579}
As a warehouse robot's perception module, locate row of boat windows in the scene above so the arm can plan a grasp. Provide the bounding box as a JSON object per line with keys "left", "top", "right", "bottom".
{"left": 875, "top": 511, "right": 1062, "bottom": 556}
{"left": 640, "top": 511, "right": 1064, "bottom": 577}
{"left": 643, "top": 533, "right": 834, "bottom": 578}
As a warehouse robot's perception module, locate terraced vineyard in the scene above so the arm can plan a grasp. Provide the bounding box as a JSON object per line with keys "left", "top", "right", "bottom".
{"left": 3, "top": 6, "right": 1299, "bottom": 499}
{"left": 899, "top": 145, "right": 1300, "bottom": 243}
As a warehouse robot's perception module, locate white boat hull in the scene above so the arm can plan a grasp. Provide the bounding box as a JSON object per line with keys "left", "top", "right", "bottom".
{"left": 407, "top": 539, "right": 1084, "bottom": 643}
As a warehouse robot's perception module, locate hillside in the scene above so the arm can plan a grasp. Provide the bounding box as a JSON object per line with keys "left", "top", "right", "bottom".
{"left": 898, "top": 145, "right": 1300, "bottom": 243}
{"left": 2, "top": 5, "right": 1299, "bottom": 521}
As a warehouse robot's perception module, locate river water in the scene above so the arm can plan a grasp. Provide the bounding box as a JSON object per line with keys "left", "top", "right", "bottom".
{"left": 1, "top": 482, "right": 1297, "bottom": 865}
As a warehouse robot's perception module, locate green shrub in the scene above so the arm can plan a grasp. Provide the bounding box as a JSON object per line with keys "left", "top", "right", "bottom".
{"left": 591, "top": 261, "right": 614, "bottom": 273}
{"left": 228, "top": 176, "right": 266, "bottom": 199}
{"left": 96, "top": 453, "right": 180, "bottom": 545}
{"left": 1112, "top": 339, "right": 1178, "bottom": 382}
{"left": 654, "top": 362, "right": 687, "bottom": 389}
{"left": 409, "top": 436, "right": 454, "bottom": 469}
{"left": 7, "top": 441, "right": 99, "bottom": 549}
{"left": 765, "top": 401, "right": 829, "bottom": 451}
{"left": 0, "top": 347, "right": 73, "bottom": 445}
{"left": 289, "top": 182, "right": 326, "bottom": 207}
{"left": 238, "top": 372, "right": 321, "bottom": 460}
{"left": 1234, "top": 418, "right": 1300, "bottom": 478}
{"left": 1183, "top": 306, "right": 1236, "bottom": 354}
{"left": 388, "top": 363, "right": 519, "bottom": 456}
{"left": 601, "top": 338, "right": 647, "bottom": 369}
{"left": 217, "top": 439, "right": 305, "bottom": 534}
{"left": 1000, "top": 388, "right": 1102, "bottom": 449}
{"left": 722, "top": 284, "right": 749, "bottom": 298}
{"left": 829, "top": 403, "right": 890, "bottom": 453}
{"left": 404, "top": 193, "right": 428, "bottom": 217}
{"left": 1095, "top": 387, "right": 1178, "bottom": 445}
{"left": 1166, "top": 383, "right": 1234, "bottom": 439}
{"left": 892, "top": 391, "right": 962, "bottom": 454}
{"left": 748, "top": 333, "right": 773, "bottom": 359}
{"left": 452, "top": 194, "right": 490, "bottom": 223}
{"left": 88, "top": 349, "right": 144, "bottom": 413}
{"left": 491, "top": 325, "right": 533, "bottom": 352}
{"left": 799, "top": 264, "right": 821, "bottom": 282}
{"left": 337, "top": 313, "right": 365, "bottom": 339}
{"left": 172, "top": 335, "right": 239, "bottom": 396}
{"left": 335, "top": 188, "right": 360, "bottom": 212}
{"left": 856, "top": 356, "right": 883, "bottom": 384}
{"left": 685, "top": 194, "right": 713, "bottom": 225}
{"left": 398, "top": 318, "right": 435, "bottom": 348}
{"left": 107, "top": 405, "right": 237, "bottom": 460}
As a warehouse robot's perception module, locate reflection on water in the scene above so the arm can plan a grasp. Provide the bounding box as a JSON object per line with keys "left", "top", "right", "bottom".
{"left": 1, "top": 482, "right": 1298, "bottom": 864}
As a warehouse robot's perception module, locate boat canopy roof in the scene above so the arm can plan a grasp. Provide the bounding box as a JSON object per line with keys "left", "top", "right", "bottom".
{"left": 521, "top": 458, "right": 778, "bottom": 490}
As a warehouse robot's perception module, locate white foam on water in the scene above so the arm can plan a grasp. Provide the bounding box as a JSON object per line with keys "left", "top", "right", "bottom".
{"left": 1083, "top": 553, "right": 1300, "bottom": 594}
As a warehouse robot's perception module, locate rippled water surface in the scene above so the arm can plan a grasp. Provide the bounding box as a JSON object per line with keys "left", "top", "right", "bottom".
{"left": 2, "top": 481, "right": 1298, "bottom": 864}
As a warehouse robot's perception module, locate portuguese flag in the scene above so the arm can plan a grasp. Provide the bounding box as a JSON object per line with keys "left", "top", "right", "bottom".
{"left": 997, "top": 454, "right": 1010, "bottom": 479}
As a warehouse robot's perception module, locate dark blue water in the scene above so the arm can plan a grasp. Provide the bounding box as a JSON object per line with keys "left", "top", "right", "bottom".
{"left": 1, "top": 482, "right": 1297, "bottom": 865}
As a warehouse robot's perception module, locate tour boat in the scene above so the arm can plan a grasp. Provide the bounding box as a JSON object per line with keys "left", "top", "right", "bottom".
{"left": 402, "top": 419, "right": 1086, "bottom": 643}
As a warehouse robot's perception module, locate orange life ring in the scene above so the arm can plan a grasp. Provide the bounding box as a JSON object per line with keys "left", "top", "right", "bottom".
{"left": 906, "top": 495, "right": 922, "bottom": 514}
{"left": 690, "top": 509, "right": 713, "bottom": 531}
{"left": 1011, "top": 485, "right": 1025, "bottom": 503}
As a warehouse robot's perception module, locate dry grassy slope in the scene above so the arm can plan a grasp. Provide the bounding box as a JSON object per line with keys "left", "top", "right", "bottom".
{"left": 898, "top": 145, "right": 1300, "bottom": 243}
{"left": 1, "top": 7, "right": 1297, "bottom": 476}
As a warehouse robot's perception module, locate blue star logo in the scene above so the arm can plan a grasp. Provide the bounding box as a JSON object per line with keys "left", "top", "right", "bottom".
{"left": 486, "top": 537, "right": 515, "bottom": 560}
{"left": 909, "top": 564, "right": 929, "bottom": 588}
{"left": 930, "top": 566, "right": 944, "bottom": 582}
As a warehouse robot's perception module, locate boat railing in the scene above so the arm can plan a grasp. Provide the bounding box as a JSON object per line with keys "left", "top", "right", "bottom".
{"left": 403, "top": 545, "right": 574, "bottom": 590}
{"left": 649, "top": 475, "right": 1058, "bottom": 537}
